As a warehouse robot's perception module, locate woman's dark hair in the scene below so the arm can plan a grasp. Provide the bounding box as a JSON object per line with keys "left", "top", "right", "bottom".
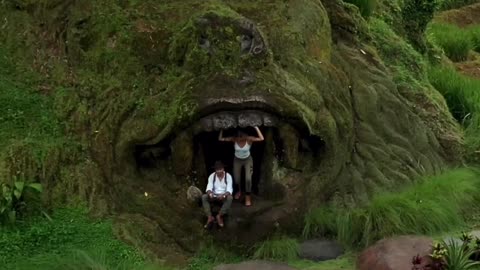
{"left": 237, "top": 130, "right": 248, "bottom": 137}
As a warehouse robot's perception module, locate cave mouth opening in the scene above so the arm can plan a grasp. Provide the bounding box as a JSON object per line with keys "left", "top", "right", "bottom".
{"left": 132, "top": 108, "right": 327, "bottom": 202}
{"left": 193, "top": 126, "right": 277, "bottom": 197}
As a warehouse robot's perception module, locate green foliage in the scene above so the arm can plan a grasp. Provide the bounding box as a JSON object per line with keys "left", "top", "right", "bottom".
{"left": 303, "top": 168, "right": 480, "bottom": 249}
{"left": 0, "top": 208, "right": 146, "bottom": 270}
{"left": 344, "top": 0, "right": 377, "bottom": 18}
{"left": 0, "top": 180, "right": 42, "bottom": 225}
{"left": 402, "top": 0, "right": 438, "bottom": 52}
{"left": 427, "top": 23, "right": 473, "bottom": 61}
{"left": 252, "top": 237, "right": 299, "bottom": 261}
{"left": 443, "top": 239, "right": 480, "bottom": 270}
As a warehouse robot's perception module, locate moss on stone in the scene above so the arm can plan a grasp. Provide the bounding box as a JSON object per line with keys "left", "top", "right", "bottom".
{"left": 0, "top": 0, "right": 466, "bottom": 264}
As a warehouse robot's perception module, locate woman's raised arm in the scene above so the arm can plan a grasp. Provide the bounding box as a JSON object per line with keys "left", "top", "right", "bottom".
{"left": 218, "top": 130, "right": 235, "bottom": 142}
{"left": 249, "top": 127, "right": 264, "bottom": 142}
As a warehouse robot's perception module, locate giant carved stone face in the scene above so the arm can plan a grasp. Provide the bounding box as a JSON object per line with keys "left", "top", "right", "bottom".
{"left": 0, "top": 0, "right": 463, "bottom": 264}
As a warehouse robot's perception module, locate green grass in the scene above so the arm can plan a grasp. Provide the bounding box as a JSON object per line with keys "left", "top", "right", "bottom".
{"left": 465, "top": 114, "right": 480, "bottom": 162}
{"left": 427, "top": 23, "right": 480, "bottom": 60}
{"left": 0, "top": 71, "right": 62, "bottom": 149}
{"left": 427, "top": 23, "right": 473, "bottom": 61}
{"left": 252, "top": 237, "right": 299, "bottom": 261}
{"left": 0, "top": 206, "right": 249, "bottom": 270}
{"left": 344, "top": 0, "right": 377, "bottom": 18}
{"left": 468, "top": 26, "right": 480, "bottom": 53}
{"left": 428, "top": 65, "right": 480, "bottom": 120}
{"left": 428, "top": 64, "right": 480, "bottom": 157}
{"left": 0, "top": 207, "right": 150, "bottom": 270}
{"left": 187, "top": 245, "right": 245, "bottom": 270}
{"left": 0, "top": 46, "right": 67, "bottom": 175}
{"left": 303, "top": 168, "right": 480, "bottom": 249}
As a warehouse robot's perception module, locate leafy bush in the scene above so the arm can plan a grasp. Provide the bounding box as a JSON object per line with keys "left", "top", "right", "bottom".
{"left": 303, "top": 168, "right": 480, "bottom": 248}
{"left": 427, "top": 23, "right": 473, "bottom": 61}
{"left": 253, "top": 237, "right": 299, "bottom": 261}
{"left": 0, "top": 180, "right": 42, "bottom": 225}
{"left": 344, "top": 0, "right": 376, "bottom": 18}
{"left": 402, "top": 0, "right": 438, "bottom": 52}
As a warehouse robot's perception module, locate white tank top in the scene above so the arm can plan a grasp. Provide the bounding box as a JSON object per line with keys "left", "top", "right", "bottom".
{"left": 234, "top": 141, "right": 251, "bottom": 159}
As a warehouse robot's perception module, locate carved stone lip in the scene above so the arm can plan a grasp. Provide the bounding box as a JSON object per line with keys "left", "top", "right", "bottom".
{"left": 196, "top": 96, "right": 280, "bottom": 118}
{"left": 194, "top": 97, "right": 309, "bottom": 133}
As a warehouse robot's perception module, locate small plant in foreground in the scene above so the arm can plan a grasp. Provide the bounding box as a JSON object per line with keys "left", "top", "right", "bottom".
{"left": 412, "top": 235, "right": 480, "bottom": 270}
{"left": 460, "top": 232, "right": 474, "bottom": 245}
{"left": 0, "top": 180, "right": 42, "bottom": 225}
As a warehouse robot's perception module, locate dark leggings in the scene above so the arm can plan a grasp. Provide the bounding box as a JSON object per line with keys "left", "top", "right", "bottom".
{"left": 233, "top": 156, "right": 253, "bottom": 194}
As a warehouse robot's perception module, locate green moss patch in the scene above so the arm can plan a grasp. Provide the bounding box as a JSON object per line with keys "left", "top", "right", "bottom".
{"left": 0, "top": 207, "right": 148, "bottom": 270}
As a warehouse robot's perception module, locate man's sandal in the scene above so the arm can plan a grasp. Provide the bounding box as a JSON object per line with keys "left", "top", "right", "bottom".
{"left": 216, "top": 214, "right": 224, "bottom": 228}
{"left": 204, "top": 216, "right": 214, "bottom": 229}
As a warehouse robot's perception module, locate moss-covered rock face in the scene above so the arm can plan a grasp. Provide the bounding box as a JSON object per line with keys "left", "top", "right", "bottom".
{"left": 0, "top": 0, "right": 463, "bottom": 265}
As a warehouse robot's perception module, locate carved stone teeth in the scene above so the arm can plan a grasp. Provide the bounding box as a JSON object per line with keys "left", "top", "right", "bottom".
{"left": 263, "top": 114, "right": 276, "bottom": 127}
{"left": 238, "top": 112, "right": 262, "bottom": 128}
{"left": 212, "top": 113, "right": 236, "bottom": 130}
{"left": 193, "top": 111, "right": 280, "bottom": 134}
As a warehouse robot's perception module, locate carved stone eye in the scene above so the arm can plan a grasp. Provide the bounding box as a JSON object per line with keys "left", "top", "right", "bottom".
{"left": 198, "top": 35, "right": 210, "bottom": 50}
{"left": 240, "top": 35, "right": 253, "bottom": 53}
{"left": 252, "top": 43, "right": 264, "bottom": 55}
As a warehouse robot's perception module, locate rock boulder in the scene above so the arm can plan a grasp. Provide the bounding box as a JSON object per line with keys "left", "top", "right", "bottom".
{"left": 299, "top": 239, "right": 344, "bottom": 262}
{"left": 357, "top": 235, "right": 433, "bottom": 270}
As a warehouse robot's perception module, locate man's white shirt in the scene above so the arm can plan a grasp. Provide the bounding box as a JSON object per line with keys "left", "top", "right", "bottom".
{"left": 206, "top": 172, "right": 233, "bottom": 196}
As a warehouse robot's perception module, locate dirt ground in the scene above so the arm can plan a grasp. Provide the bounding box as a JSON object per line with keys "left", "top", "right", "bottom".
{"left": 434, "top": 3, "right": 480, "bottom": 28}
{"left": 435, "top": 3, "right": 480, "bottom": 79}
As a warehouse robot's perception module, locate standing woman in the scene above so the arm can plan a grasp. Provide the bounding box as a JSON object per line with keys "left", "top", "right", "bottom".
{"left": 218, "top": 127, "right": 264, "bottom": 206}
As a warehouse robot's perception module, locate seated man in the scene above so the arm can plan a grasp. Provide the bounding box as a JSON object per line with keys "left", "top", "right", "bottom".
{"left": 202, "top": 160, "right": 233, "bottom": 228}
